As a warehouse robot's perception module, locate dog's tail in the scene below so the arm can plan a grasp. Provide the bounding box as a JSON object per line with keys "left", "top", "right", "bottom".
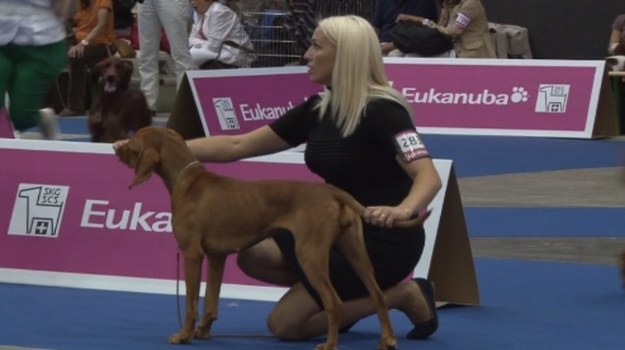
{"left": 331, "top": 186, "right": 430, "bottom": 229}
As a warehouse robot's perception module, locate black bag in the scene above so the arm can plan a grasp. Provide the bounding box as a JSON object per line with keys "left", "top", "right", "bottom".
{"left": 389, "top": 22, "right": 453, "bottom": 56}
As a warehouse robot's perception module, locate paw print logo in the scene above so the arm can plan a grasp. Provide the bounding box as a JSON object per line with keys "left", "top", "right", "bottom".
{"left": 510, "top": 87, "right": 529, "bottom": 103}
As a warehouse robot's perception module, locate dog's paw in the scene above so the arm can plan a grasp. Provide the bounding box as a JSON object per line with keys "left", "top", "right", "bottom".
{"left": 194, "top": 327, "right": 212, "bottom": 339}
{"left": 315, "top": 343, "right": 338, "bottom": 350}
{"left": 168, "top": 331, "right": 192, "bottom": 344}
{"left": 377, "top": 338, "right": 398, "bottom": 350}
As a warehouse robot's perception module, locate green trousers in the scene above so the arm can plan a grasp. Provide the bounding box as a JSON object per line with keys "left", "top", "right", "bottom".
{"left": 0, "top": 40, "right": 67, "bottom": 131}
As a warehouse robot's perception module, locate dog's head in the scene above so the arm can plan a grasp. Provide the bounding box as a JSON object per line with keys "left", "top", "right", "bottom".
{"left": 93, "top": 56, "right": 133, "bottom": 93}
{"left": 114, "top": 126, "right": 187, "bottom": 189}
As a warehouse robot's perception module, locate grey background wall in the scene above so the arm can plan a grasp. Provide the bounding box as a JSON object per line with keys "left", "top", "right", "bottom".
{"left": 481, "top": 0, "right": 625, "bottom": 59}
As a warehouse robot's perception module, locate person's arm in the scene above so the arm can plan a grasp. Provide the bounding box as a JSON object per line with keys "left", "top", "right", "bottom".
{"left": 363, "top": 156, "right": 441, "bottom": 227}
{"left": 433, "top": 0, "right": 481, "bottom": 38}
{"left": 395, "top": 156, "right": 442, "bottom": 216}
{"left": 83, "top": 7, "right": 110, "bottom": 43}
{"left": 189, "top": 13, "right": 207, "bottom": 48}
{"left": 396, "top": 13, "right": 427, "bottom": 24}
{"left": 54, "top": 0, "right": 78, "bottom": 20}
{"left": 609, "top": 29, "right": 621, "bottom": 55}
{"left": 201, "top": 7, "right": 239, "bottom": 52}
{"left": 68, "top": 6, "right": 111, "bottom": 58}
{"left": 186, "top": 125, "right": 292, "bottom": 163}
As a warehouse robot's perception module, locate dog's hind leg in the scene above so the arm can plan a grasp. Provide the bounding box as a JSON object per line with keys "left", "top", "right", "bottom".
{"left": 333, "top": 217, "right": 397, "bottom": 350}
{"left": 294, "top": 226, "right": 343, "bottom": 350}
{"left": 195, "top": 255, "right": 226, "bottom": 339}
{"left": 168, "top": 254, "right": 203, "bottom": 344}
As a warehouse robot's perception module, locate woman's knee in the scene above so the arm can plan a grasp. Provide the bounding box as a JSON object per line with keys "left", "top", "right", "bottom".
{"left": 267, "top": 302, "right": 307, "bottom": 340}
{"left": 237, "top": 237, "right": 297, "bottom": 286}
{"left": 267, "top": 311, "right": 299, "bottom": 340}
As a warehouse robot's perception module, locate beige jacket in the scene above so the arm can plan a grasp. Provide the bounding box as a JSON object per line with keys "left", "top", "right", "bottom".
{"left": 434, "top": 0, "right": 496, "bottom": 58}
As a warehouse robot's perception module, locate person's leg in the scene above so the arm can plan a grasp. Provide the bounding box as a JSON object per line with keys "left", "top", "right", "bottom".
{"left": 7, "top": 42, "right": 66, "bottom": 131}
{"left": 64, "top": 55, "right": 87, "bottom": 114}
{"left": 0, "top": 47, "right": 14, "bottom": 110}
{"left": 267, "top": 278, "right": 434, "bottom": 340}
{"left": 236, "top": 237, "right": 298, "bottom": 286}
{"left": 158, "top": 0, "right": 192, "bottom": 87}
{"left": 138, "top": 0, "right": 162, "bottom": 111}
{"left": 239, "top": 234, "right": 436, "bottom": 341}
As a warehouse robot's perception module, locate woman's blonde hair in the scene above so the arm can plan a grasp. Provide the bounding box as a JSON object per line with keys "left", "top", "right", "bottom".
{"left": 315, "top": 15, "right": 413, "bottom": 137}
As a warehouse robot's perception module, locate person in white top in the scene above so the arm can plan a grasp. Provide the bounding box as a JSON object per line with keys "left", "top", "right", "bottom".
{"left": 0, "top": 0, "right": 76, "bottom": 139}
{"left": 189, "top": 0, "right": 253, "bottom": 69}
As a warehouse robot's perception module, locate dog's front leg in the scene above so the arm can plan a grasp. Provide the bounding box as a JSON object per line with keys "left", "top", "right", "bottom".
{"left": 168, "top": 254, "right": 203, "bottom": 344}
{"left": 195, "top": 255, "right": 226, "bottom": 339}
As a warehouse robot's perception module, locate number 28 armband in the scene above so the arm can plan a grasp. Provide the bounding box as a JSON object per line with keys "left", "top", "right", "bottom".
{"left": 394, "top": 130, "right": 430, "bottom": 162}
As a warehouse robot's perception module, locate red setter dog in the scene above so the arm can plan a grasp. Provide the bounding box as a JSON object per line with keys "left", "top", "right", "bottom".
{"left": 88, "top": 57, "right": 151, "bottom": 143}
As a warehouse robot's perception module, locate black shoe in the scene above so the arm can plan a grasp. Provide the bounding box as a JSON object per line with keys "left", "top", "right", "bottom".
{"left": 406, "top": 278, "right": 438, "bottom": 340}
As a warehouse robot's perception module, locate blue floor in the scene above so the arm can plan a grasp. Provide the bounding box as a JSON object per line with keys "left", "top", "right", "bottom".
{"left": 1, "top": 258, "right": 624, "bottom": 350}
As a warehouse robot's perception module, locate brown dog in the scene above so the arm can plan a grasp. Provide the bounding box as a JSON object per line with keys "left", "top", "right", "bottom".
{"left": 88, "top": 57, "right": 151, "bottom": 143}
{"left": 115, "top": 127, "right": 429, "bottom": 350}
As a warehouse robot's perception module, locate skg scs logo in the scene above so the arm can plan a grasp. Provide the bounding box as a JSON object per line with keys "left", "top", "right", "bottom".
{"left": 8, "top": 184, "right": 69, "bottom": 238}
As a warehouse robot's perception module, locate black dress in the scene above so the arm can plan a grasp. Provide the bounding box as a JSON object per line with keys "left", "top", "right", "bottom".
{"left": 269, "top": 95, "right": 428, "bottom": 306}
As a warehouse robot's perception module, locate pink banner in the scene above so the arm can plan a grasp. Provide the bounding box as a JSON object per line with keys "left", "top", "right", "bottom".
{"left": 0, "top": 143, "right": 319, "bottom": 286}
{"left": 0, "top": 107, "right": 14, "bottom": 138}
{"left": 187, "top": 59, "right": 606, "bottom": 138}
{"left": 190, "top": 68, "right": 322, "bottom": 136}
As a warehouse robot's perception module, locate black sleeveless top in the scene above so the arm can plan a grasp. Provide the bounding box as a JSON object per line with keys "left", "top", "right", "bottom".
{"left": 270, "top": 95, "right": 424, "bottom": 206}
{"left": 269, "top": 94, "right": 429, "bottom": 303}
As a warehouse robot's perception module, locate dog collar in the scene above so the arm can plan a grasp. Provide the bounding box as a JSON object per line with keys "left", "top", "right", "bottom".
{"left": 181, "top": 160, "right": 201, "bottom": 174}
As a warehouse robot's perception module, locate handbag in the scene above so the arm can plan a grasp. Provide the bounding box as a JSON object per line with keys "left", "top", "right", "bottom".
{"left": 389, "top": 21, "right": 453, "bottom": 56}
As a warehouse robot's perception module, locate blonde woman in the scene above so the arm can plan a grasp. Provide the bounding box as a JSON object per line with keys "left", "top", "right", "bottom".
{"left": 185, "top": 15, "right": 442, "bottom": 341}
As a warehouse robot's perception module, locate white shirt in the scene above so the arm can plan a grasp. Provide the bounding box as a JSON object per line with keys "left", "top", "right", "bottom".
{"left": 188, "top": 1, "right": 253, "bottom": 67}
{"left": 0, "top": 0, "right": 66, "bottom": 45}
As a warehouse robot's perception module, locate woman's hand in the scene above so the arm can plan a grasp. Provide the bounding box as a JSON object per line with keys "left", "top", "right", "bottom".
{"left": 68, "top": 44, "right": 86, "bottom": 58}
{"left": 364, "top": 205, "right": 412, "bottom": 228}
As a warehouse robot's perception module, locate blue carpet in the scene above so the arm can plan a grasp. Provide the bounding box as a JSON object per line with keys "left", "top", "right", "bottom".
{"left": 422, "top": 134, "right": 624, "bottom": 177}
{"left": 466, "top": 207, "right": 625, "bottom": 237}
{"left": 56, "top": 116, "right": 90, "bottom": 134}
{"left": 1, "top": 258, "right": 624, "bottom": 350}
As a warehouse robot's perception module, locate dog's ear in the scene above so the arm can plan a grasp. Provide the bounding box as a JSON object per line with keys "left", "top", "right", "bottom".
{"left": 130, "top": 148, "right": 159, "bottom": 189}
{"left": 121, "top": 59, "right": 133, "bottom": 72}
{"left": 92, "top": 59, "right": 107, "bottom": 85}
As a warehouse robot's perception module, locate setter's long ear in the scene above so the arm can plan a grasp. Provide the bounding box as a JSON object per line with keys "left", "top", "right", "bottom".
{"left": 130, "top": 148, "right": 159, "bottom": 189}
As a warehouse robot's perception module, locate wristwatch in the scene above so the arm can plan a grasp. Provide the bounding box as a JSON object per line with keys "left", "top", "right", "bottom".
{"left": 80, "top": 39, "right": 89, "bottom": 46}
